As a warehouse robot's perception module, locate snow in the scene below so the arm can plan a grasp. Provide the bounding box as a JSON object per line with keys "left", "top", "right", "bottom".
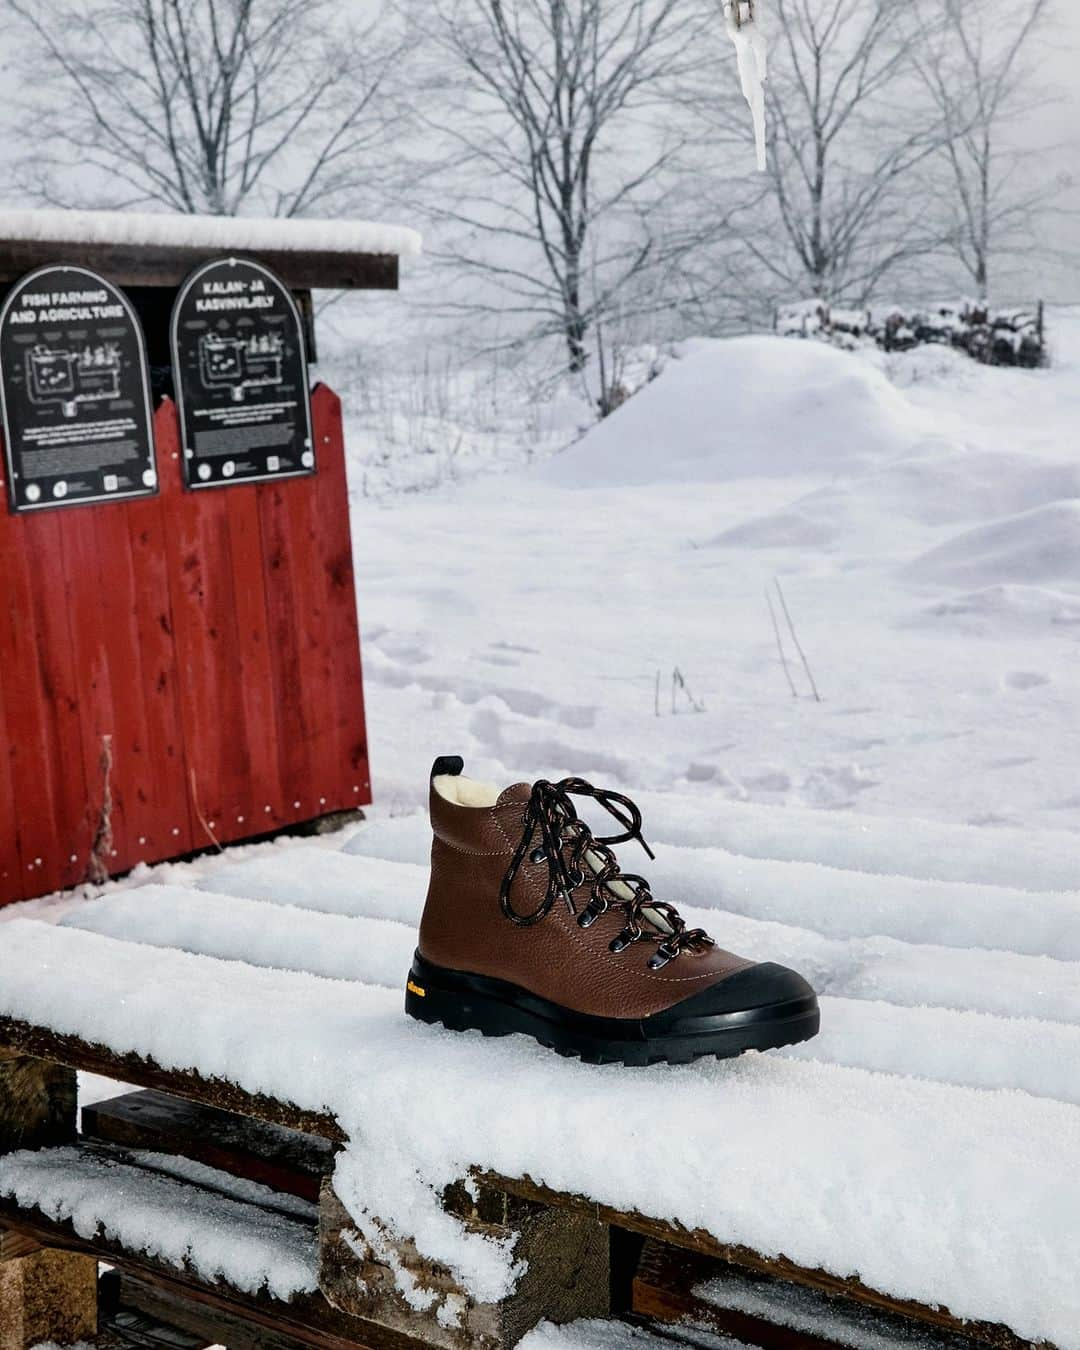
{"left": 0, "top": 1145, "right": 318, "bottom": 1299}
{"left": 520, "top": 1320, "right": 729, "bottom": 1350}
{"left": 695, "top": 1268, "right": 943, "bottom": 1350}
{"left": 62, "top": 885, "right": 416, "bottom": 988}
{"left": 0, "top": 207, "right": 421, "bottom": 259}
{"left": 5, "top": 310, "right": 1080, "bottom": 1346}
{"left": 2, "top": 915, "right": 1080, "bottom": 1346}
{"left": 906, "top": 500, "right": 1080, "bottom": 587}
{"left": 538, "top": 336, "right": 919, "bottom": 487}
{"left": 57, "top": 875, "right": 1080, "bottom": 1104}
{"left": 120, "top": 845, "right": 1080, "bottom": 1028}
{"left": 196, "top": 849, "right": 426, "bottom": 925}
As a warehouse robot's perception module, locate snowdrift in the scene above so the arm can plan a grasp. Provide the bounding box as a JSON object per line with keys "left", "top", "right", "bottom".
{"left": 905, "top": 500, "right": 1080, "bottom": 587}
{"left": 708, "top": 450, "right": 1080, "bottom": 555}
{"left": 540, "top": 336, "right": 921, "bottom": 487}
{"left": 909, "top": 583, "right": 1080, "bottom": 635}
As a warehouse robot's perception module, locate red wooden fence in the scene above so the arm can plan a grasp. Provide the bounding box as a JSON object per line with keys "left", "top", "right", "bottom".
{"left": 0, "top": 382, "right": 371, "bottom": 906}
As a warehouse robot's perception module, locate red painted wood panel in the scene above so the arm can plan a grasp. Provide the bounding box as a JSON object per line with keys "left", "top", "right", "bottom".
{"left": 0, "top": 501, "right": 92, "bottom": 898}
{"left": 0, "top": 454, "right": 25, "bottom": 902}
{"left": 157, "top": 400, "right": 255, "bottom": 849}
{"left": 124, "top": 455, "right": 196, "bottom": 862}
{"left": 0, "top": 384, "right": 370, "bottom": 907}
{"left": 310, "top": 384, "right": 371, "bottom": 808}
{"left": 59, "top": 505, "right": 128, "bottom": 872}
{"left": 257, "top": 474, "right": 316, "bottom": 827}
{"left": 224, "top": 486, "right": 283, "bottom": 834}
{"left": 59, "top": 487, "right": 194, "bottom": 876}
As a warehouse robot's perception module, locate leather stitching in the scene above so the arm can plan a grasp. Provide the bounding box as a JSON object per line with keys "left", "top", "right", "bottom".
{"left": 434, "top": 836, "right": 507, "bottom": 858}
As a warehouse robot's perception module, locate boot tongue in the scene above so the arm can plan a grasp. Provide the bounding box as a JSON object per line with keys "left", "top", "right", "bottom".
{"left": 498, "top": 778, "right": 679, "bottom": 939}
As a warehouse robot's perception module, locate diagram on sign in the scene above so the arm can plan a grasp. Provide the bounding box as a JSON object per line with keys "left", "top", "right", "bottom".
{"left": 25, "top": 341, "right": 122, "bottom": 417}
{"left": 171, "top": 257, "right": 314, "bottom": 490}
{"left": 0, "top": 263, "right": 157, "bottom": 514}
{"left": 198, "top": 331, "right": 284, "bottom": 401}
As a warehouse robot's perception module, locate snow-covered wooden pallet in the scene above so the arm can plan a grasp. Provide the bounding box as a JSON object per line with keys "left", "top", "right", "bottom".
{"left": 1, "top": 813, "right": 1078, "bottom": 1348}
{"left": 0, "top": 1032, "right": 1050, "bottom": 1350}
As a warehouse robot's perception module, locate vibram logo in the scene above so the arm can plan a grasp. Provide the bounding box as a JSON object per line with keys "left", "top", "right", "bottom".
{"left": 407, "top": 980, "right": 426, "bottom": 998}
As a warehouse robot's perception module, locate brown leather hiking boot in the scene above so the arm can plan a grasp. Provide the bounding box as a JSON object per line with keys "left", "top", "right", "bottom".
{"left": 406, "top": 757, "right": 819, "bottom": 1065}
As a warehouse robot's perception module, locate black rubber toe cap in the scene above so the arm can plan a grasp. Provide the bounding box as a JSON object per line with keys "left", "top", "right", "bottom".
{"left": 647, "top": 961, "right": 817, "bottom": 1033}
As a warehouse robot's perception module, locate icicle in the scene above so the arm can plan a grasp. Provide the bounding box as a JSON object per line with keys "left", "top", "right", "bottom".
{"left": 725, "top": 0, "right": 769, "bottom": 172}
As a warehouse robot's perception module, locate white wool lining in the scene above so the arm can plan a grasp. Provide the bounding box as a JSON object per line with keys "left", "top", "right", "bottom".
{"left": 433, "top": 773, "right": 502, "bottom": 808}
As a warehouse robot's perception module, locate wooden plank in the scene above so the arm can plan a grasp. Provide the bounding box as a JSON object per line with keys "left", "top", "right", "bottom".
{"left": 479, "top": 1173, "right": 1049, "bottom": 1350}
{"left": 0, "top": 1055, "right": 77, "bottom": 1152}
{"left": 124, "top": 426, "right": 196, "bottom": 859}
{"left": 256, "top": 476, "right": 316, "bottom": 829}
{"left": 0, "top": 1231, "right": 39, "bottom": 1263}
{"left": 59, "top": 504, "right": 131, "bottom": 874}
{"left": 0, "top": 1016, "right": 1044, "bottom": 1350}
{"left": 157, "top": 400, "right": 255, "bottom": 849}
{"left": 254, "top": 386, "right": 371, "bottom": 827}
{"left": 0, "top": 1018, "right": 345, "bottom": 1143}
{"left": 97, "top": 1293, "right": 210, "bottom": 1350}
{"left": 82, "top": 1089, "right": 336, "bottom": 1205}
{"left": 224, "top": 486, "right": 285, "bottom": 834}
{"left": 0, "top": 1199, "right": 425, "bottom": 1350}
{"left": 309, "top": 385, "right": 371, "bottom": 810}
{"left": 0, "top": 505, "right": 91, "bottom": 895}
{"left": 0, "top": 485, "right": 24, "bottom": 904}
{"left": 0, "top": 242, "right": 398, "bottom": 292}
{"left": 80, "top": 487, "right": 193, "bottom": 871}
{"left": 630, "top": 1237, "right": 1048, "bottom": 1350}
{"left": 634, "top": 1240, "right": 901, "bottom": 1350}
{"left": 320, "top": 1182, "right": 608, "bottom": 1349}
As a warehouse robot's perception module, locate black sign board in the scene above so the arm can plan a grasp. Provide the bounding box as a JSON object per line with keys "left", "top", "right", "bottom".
{"left": 171, "top": 257, "right": 314, "bottom": 490}
{"left": 0, "top": 265, "right": 157, "bottom": 513}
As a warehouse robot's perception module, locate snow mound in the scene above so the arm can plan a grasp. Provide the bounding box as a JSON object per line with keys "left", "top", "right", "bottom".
{"left": 908, "top": 583, "right": 1080, "bottom": 634}
{"left": 905, "top": 501, "right": 1080, "bottom": 587}
{"left": 853, "top": 451, "right": 1080, "bottom": 527}
{"left": 709, "top": 489, "right": 853, "bottom": 551}
{"left": 540, "top": 337, "right": 922, "bottom": 487}
{"left": 710, "top": 450, "right": 1080, "bottom": 556}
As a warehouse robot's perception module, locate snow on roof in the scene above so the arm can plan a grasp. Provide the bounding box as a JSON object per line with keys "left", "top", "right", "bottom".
{"left": 0, "top": 207, "right": 421, "bottom": 258}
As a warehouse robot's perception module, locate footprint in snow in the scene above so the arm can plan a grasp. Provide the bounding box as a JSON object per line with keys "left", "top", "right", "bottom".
{"left": 1004, "top": 670, "right": 1051, "bottom": 691}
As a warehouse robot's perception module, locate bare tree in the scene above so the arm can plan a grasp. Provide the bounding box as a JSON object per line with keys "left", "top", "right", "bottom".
{"left": 420, "top": 0, "right": 713, "bottom": 376}
{"left": 915, "top": 0, "right": 1053, "bottom": 300}
{"left": 4, "top": 0, "right": 408, "bottom": 216}
{"left": 702, "top": 0, "right": 948, "bottom": 306}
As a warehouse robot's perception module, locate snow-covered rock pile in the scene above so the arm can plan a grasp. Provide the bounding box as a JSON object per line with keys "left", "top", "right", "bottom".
{"left": 778, "top": 298, "right": 1046, "bottom": 368}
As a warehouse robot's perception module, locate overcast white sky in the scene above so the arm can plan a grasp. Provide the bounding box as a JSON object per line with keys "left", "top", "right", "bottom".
{"left": 0, "top": 2, "right": 1075, "bottom": 300}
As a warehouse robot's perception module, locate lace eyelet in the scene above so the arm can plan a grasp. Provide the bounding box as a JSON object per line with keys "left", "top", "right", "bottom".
{"left": 578, "top": 896, "right": 609, "bottom": 928}
{"left": 609, "top": 930, "right": 634, "bottom": 953}
{"left": 530, "top": 847, "right": 547, "bottom": 864}
{"left": 647, "top": 943, "right": 678, "bottom": 971}
{"left": 568, "top": 868, "right": 586, "bottom": 887}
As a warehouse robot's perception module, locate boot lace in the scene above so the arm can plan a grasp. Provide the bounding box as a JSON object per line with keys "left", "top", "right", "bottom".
{"left": 499, "top": 777, "right": 715, "bottom": 970}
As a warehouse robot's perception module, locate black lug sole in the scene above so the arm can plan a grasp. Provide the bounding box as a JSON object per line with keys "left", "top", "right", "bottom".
{"left": 404, "top": 952, "right": 820, "bottom": 1066}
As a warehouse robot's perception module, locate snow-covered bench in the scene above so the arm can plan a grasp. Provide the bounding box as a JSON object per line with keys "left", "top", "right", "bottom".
{"left": 1, "top": 821, "right": 1078, "bottom": 1349}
